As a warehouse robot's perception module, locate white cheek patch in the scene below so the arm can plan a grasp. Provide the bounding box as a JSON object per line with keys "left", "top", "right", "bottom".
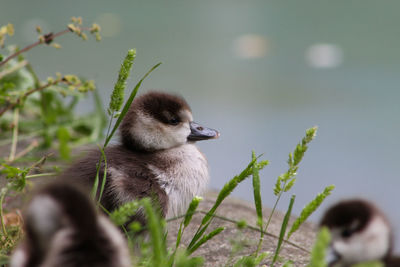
{"left": 130, "top": 111, "right": 191, "bottom": 150}
{"left": 165, "top": 122, "right": 190, "bottom": 146}
{"left": 333, "top": 216, "right": 390, "bottom": 264}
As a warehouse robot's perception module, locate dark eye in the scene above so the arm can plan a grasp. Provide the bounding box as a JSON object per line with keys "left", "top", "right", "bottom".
{"left": 341, "top": 229, "right": 352, "bottom": 238}
{"left": 169, "top": 118, "right": 180, "bottom": 125}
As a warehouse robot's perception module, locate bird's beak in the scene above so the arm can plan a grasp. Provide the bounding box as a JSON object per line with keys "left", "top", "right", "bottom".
{"left": 188, "top": 122, "right": 220, "bottom": 141}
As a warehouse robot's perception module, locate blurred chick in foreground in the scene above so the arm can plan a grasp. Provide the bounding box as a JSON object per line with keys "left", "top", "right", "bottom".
{"left": 10, "top": 182, "right": 131, "bottom": 267}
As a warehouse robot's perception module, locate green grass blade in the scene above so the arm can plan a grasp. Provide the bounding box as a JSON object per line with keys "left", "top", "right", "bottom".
{"left": 252, "top": 151, "right": 266, "bottom": 257}
{"left": 352, "top": 262, "right": 384, "bottom": 267}
{"left": 184, "top": 196, "right": 202, "bottom": 227}
{"left": 287, "top": 185, "right": 335, "bottom": 239}
{"left": 56, "top": 126, "right": 71, "bottom": 160}
{"left": 97, "top": 147, "right": 107, "bottom": 202}
{"left": 188, "top": 221, "right": 212, "bottom": 249}
{"left": 201, "top": 157, "right": 257, "bottom": 226}
{"left": 273, "top": 127, "right": 318, "bottom": 196}
{"left": 252, "top": 151, "right": 263, "bottom": 228}
{"left": 104, "top": 62, "right": 162, "bottom": 147}
{"left": 171, "top": 197, "right": 202, "bottom": 265}
{"left": 91, "top": 144, "right": 104, "bottom": 200}
{"left": 188, "top": 156, "right": 268, "bottom": 251}
{"left": 188, "top": 158, "right": 257, "bottom": 249}
{"left": 307, "top": 227, "right": 331, "bottom": 267}
{"left": 272, "top": 195, "right": 296, "bottom": 265}
{"left": 91, "top": 157, "right": 102, "bottom": 199}
{"left": 174, "top": 250, "right": 204, "bottom": 267}
{"left": 187, "top": 227, "right": 225, "bottom": 255}
{"left": 108, "top": 49, "right": 136, "bottom": 114}
{"left": 141, "top": 197, "right": 167, "bottom": 265}
{"left": 109, "top": 201, "right": 140, "bottom": 226}
{"left": 282, "top": 260, "right": 294, "bottom": 267}
{"left": 175, "top": 222, "right": 184, "bottom": 249}
{"left": 233, "top": 252, "right": 269, "bottom": 267}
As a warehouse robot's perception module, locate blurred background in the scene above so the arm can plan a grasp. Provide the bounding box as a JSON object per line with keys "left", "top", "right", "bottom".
{"left": 2, "top": 0, "right": 400, "bottom": 249}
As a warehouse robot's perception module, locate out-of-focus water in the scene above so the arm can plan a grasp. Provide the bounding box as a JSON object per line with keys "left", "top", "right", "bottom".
{"left": 2, "top": 0, "right": 400, "bottom": 251}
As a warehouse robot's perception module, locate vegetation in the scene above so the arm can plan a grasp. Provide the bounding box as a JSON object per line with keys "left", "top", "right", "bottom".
{"left": 0, "top": 17, "right": 382, "bottom": 267}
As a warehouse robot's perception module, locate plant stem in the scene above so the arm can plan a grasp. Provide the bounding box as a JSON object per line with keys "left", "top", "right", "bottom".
{"left": 0, "top": 79, "right": 62, "bottom": 117}
{"left": 0, "top": 140, "right": 39, "bottom": 172}
{"left": 104, "top": 111, "right": 114, "bottom": 147}
{"left": 0, "top": 28, "right": 92, "bottom": 67}
{"left": 13, "top": 139, "right": 39, "bottom": 160}
{"left": 8, "top": 108, "right": 19, "bottom": 162}
{"left": 26, "top": 172, "right": 57, "bottom": 179}
{"left": 0, "top": 188, "right": 9, "bottom": 237}
{"left": 255, "top": 181, "right": 287, "bottom": 256}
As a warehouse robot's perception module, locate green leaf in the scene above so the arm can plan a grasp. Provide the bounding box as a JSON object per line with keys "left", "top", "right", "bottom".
{"left": 352, "top": 261, "right": 384, "bottom": 267}
{"left": 141, "top": 198, "right": 167, "bottom": 265}
{"left": 1, "top": 164, "right": 21, "bottom": 178}
{"left": 97, "top": 147, "right": 108, "bottom": 202}
{"left": 282, "top": 260, "right": 294, "bottom": 267}
{"left": 188, "top": 220, "right": 212, "bottom": 250}
{"left": 184, "top": 196, "right": 202, "bottom": 227}
{"left": 109, "top": 200, "right": 140, "bottom": 226}
{"left": 233, "top": 252, "right": 268, "bottom": 267}
{"left": 187, "top": 227, "right": 224, "bottom": 254}
{"left": 188, "top": 155, "right": 268, "bottom": 253}
{"left": 307, "top": 227, "right": 331, "bottom": 267}
{"left": 200, "top": 157, "right": 257, "bottom": 226}
{"left": 252, "top": 151, "right": 263, "bottom": 228}
{"left": 56, "top": 126, "right": 71, "bottom": 160}
{"left": 1, "top": 164, "right": 28, "bottom": 192}
{"left": 272, "top": 195, "right": 296, "bottom": 264}
{"left": 175, "top": 222, "right": 184, "bottom": 250}
{"left": 174, "top": 250, "right": 204, "bottom": 267}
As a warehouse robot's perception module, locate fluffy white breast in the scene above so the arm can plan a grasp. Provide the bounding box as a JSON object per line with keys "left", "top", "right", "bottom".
{"left": 149, "top": 144, "right": 209, "bottom": 218}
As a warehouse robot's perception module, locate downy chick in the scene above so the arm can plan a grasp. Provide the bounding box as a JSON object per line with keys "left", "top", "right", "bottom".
{"left": 10, "top": 182, "right": 131, "bottom": 267}
{"left": 320, "top": 199, "right": 400, "bottom": 267}
{"left": 61, "top": 91, "right": 219, "bottom": 222}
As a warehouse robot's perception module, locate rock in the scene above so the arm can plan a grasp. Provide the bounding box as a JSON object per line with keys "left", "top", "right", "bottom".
{"left": 167, "top": 191, "right": 316, "bottom": 266}
{"left": 1, "top": 143, "right": 316, "bottom": 266}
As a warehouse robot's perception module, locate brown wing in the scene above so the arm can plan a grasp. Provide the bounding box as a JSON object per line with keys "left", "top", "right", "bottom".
{"left": 59, "top": 145, "right": 168, "bottom": 219}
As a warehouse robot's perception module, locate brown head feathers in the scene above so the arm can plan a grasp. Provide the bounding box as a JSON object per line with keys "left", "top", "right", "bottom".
{"left": 120, "top": 91, "right": 192, "bottom": 151}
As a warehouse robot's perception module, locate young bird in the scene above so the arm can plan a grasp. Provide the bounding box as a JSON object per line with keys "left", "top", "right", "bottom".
{"left": 320, "top": 199, "right": 400, "bottom": 267}
{"left": 10, "top": 182, "right": 131, "bottom": 267}
{"left": 61, "top": 91, "right": 219, "bottom": 222}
